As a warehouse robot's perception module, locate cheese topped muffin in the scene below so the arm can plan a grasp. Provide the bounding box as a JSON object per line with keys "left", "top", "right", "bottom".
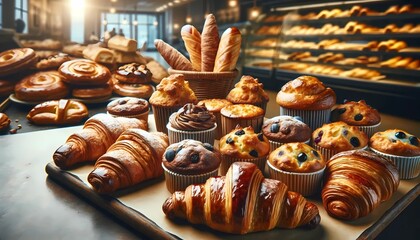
{"left": 331, "top": 100, "right": 381, "bottom": 126}
{"left": 369, "top": 129, "right": 420, "bottom": 157}
{"left": 226, "top": 75, "right": 269, "bottom": 110}
{"left": 149, "top": 74, "right": 197, "bottom": 107}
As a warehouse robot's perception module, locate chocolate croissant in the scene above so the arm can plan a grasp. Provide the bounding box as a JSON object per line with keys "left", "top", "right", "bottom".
{"left": 53, "top": 113, "right": 147, "bottom": 169}
{"left": 163, "top": 162, "right": 320, "bottom": 234}
{"left": 322, "top": 150, "right": 399, "bottom": 220}
{"left": 88, "top": 128, "right": 169, "bottom": 194}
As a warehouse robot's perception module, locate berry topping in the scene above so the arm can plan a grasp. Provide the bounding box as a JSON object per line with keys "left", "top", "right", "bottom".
{"left": 342, "top": 129, "right": 348, "bottom": 136}
{"left": 395, "top": 131, "right": 406, "bottom": 139}
{"left": 226, "top": 137, "right": 234, "bottom": 144}
{"left": 257, "top": 133, "right": 264, "bottom": 141}
{"left": 312, "top": 150, "right": 319, "bottom": 158}
{"left": 270, "top": 123, "right": 280, "bottom": 133}
{"left": 350, "top": 137, "right": 360, "bottom": 147}
{"left": 203, "top": 143, "right": 214, "bottom": 151}
{"left": 165, "top": 149, "right": 176, "bottom": 162}
{"left": 318, "top": 130, "right": 324, "bottom": 137}
{"left": 278, "top": 150, "right": 284, "bottom": 156}
{"left": 297, "top": 152, "right": 307, "bottom": 162}
{"left": 294, "top": 116, "right": 303, "bottom": 122}
{"left": 176, "top": 146, "right": 183, "bottom": 153}
{"left": 354, "top": 114, "right": 363, "bottom": 121}
{"left": 314, "top": 136, "right": 322, "bottom": 144}
{"left": 235, "top": 129, "right": 245, "bottom": 136}
{"left": 249, "top": 149, "right": 258, "bottom": 157}
{"left": 409, "top": 136, "right": 419, "bottom": 146}
{"left": 190, "top": 153, "right": 200, "bottom": 163}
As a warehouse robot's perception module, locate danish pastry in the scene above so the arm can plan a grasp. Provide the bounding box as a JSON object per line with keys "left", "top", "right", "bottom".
{"left": 27, "top": 99, "right": 88, "bottom": 125}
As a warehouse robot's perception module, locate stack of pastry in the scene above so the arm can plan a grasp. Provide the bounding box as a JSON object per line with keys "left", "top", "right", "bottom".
{"left": 83, "top": 43, "right": 115, "bottom": 69}
{"left": 111, "top": 63, "right": 155, "bottom": 98}
{"left": 107, "top": 35, "right": 147, "bottom": 67}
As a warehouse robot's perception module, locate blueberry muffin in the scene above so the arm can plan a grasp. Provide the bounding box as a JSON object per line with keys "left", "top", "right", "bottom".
{"left": 226, "top": 75, "right": 269, "bottom": 111}
{"left": 162, "top": 139, "right": 221, "bottom": 193}
{"left": 219, "top": 125, "right": 270, "bottom": 175}
{"left": 369, "top": 129, "right": 420, "bottom": 179}
{"left": 312, "top": 121, "right": 368, "bottom": 161}
{"left": 107, "top": 97, "right": 149, "bottom": 122}
{"left": 268, "top": 142, "right": 325, "bottom": 196}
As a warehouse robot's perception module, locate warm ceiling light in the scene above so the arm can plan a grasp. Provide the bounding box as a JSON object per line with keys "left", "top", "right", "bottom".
{"left": 110, "top": 0, "right": 117, "bottom": 2}
{"left": 109, "top": 7, "right": 116, "bottom": 13}
{"left": 229, "top": 0, "right": 237, "bottom": 7}
{"left": 174, "top": 23, "right": 179, "bottom": 29}
{"left": 174, "top": 0, "right": 180, "bottom": 3}
{"left": 248, "top": 7, "right": 261, "bottom": 20}
{"left": 168, "top": 2, "right": 173, "bottom": 6}
{"left": 186, "top": 16, "right": 192, "bottom": 23}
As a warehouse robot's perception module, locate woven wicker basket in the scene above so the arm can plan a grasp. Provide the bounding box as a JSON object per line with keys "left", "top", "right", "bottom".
{"left": 167, "top": 68, "right": 238, "bottom": 101}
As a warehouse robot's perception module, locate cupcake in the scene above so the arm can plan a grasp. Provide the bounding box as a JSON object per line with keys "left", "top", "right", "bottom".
{"left": 219, "top": 125, "right": 270, "bottom": 175}
{"left": 226, "top": 75, "right": 269, "bottom": 112}
{"left": 162, "top": 139, "right": 221, "bottom": 193}
{"left": 267, "top": 142, "right": 325, "bottom": 196}
{"left": 369, "top": 129, "right": 420, "bottom": 179}
{"left": 106, "top": 97, "right": 150, "bottom": 123}
{"left": 276, "top": 75, "right": 336, "bottom": 130}
{"left": 149, "top": 74, "right": 198, "bottom": 134}
{"left": 166, "top": 103, "right": 217, "bottom": 144}
{"left": 331, "top": 99, "right": 381, "bottom": 137}
{"left": 198, "top": 98, "right": 233, "bottom": 140}
{"left": 262, "top": 115, "right": 311, "bottom": 151}
{"left": 312, "top": 121, "right": 368, "bottom": 161}
{"left": 220, "top": 104, "right": 265, "bottom": 137}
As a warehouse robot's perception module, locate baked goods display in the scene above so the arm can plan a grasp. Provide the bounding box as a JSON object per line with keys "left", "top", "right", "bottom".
{"left": 52, "top": 113, "right": 147, "bottom": 169}
{"left": 322, "top": 150, "right": 399, "bottom": 220}
{"left": 162, "top": 161, "right": 320, "bottom": 234}
{"left": 0, "top": 113, "right": 11, "bottom": 132}
{"left": 14, "top": 70, "right": 70, "bottom": 102}
{"left": 106, "top": 97, "right": 150, "bottom": 122}
{"left": 226, "top": 75, "right": 269, "bottom": 111}
{"left": 162, "top": 139, "right": 221, "bottom": 193}
{"left": 88, "top": 128, "right": 169, "bottom": 194}
{"left": 26, "top": 99, "right": 88, "bottom": 125}
{"left": 0, "top": 48, "right": 38, "bottom": 77}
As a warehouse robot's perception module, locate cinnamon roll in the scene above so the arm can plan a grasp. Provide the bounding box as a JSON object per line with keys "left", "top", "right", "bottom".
{"left": 0, "top": 48, "right": 38, "bottom": 77}
{"left": 14, "top": 70, "right": 70, "bottom": 101}
{"left": 59, "top": 59, "right": 111, "bottom": 86}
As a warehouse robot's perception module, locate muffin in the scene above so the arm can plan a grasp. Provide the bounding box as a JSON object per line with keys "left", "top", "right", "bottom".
{"left": 369, "top": 129, "right": 420, "bottom": 179}
{"left": 226, "top": 75, "right": 269, "bottom": 112}
{"left": 167, "top": 103, "right": 217, "bottom": 144}
{"left": 331, "top": 99, "right": 381, "bottom": 137}
{"left": 267, "top": 142, "right": 325, "bottom": 196}
{"left": 276, "top": 75, "right": 336, "bottom": 130}
{"left": 312, "top": 121, "right": 368, "bottom": 161}
{"left": 198, "top": 98, "right": 233, "bottom": 140}
{"left": 262, "top": 115, "right": 311, "bottom": 151}
{"left": 162, "top": 139, "right": 221, "bottom": 193}
{"left": 219, "top": 125, "right": 270, "bottom": 175}
{"left": 220, "top": 104, "right": 265, "bottom": 137}
{"left": 107, "top": 97, "right": 150, "bottom": 122}
{"left": 149, "top": 74, "right": 198, "bottom": 134}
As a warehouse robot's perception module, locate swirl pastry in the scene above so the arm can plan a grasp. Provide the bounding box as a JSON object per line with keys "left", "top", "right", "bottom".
{"left": 0, "top": 48, "right": 38, "bottom": 77}
{"left": 72, "top": 82, "right": 113, "bottom": 100}
{"left": 113, "top": 63, "right": 152, "bottom": 84}
{"left": 59, "top": 59, "right": 111, "bottom": 86}
{"left": 14, "top": 70, "right": 70, "bottom": 102}
{"left": 169, "top": 103, "right": 216, "bottom": 131}
{"left": 26, "top": 99, "right": 88, "bottom": 125}
{"left": 111, "top": 76, "right": 154, "bottom": 98}
{"left": 322, "top": 150, "right": 399, "bottom": 220}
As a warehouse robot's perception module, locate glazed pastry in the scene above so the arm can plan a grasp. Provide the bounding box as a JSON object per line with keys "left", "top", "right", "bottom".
{"left": 88, "top": 128, "right": 168, "bottom": 194}
{"left": 53, "top": 113, "right": 147, "bottom": 169}
{"left": 201, "top": 14, "right": 220, "bottom": 71}
{"left": 0, "top": 48, "right": 38, "bottom": 77}
{"left": 162, "top": 162, "right": 321, "bottom": 234}
{"left": 181, "top": 24, "right": 201, "bottom": 71}
{"left": 0, "top": 79, "right": 17, "bottom": 97}
{"left": 59, "top": 59, "right": 111, "bottom": 86}
{"left": 107, "top": 35, "right": 138, "bottom": 53}
{"left": 322, "top": 150, "right": 399, "bottom": 220}
{"left": 111, "top": 77, "right": 154, "bottom": 98}
{"left": 0, "top": 113, "right": 11, "bottom": 132}
{"left": 72, "top": 83, "right": 113, "bottom": 99}
{"left": 36, "top": 53, "right": 72, "bottom": 70}
{"left": 213, "top": 27, "right": 241, "bottom": 72}
{"left": 154, "top": 39, "right": 193, "bottom": 71}
{"left": 14, "top": 70, "right": 70, "bottom": 102}
{"left": 26, "top": 99, "right": 88, "bottom": 125}
{"left": 113, "top": 63, "right": 152, "bottom": 84}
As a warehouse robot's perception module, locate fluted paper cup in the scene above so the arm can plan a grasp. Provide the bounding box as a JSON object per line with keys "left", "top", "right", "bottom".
{"left": 220, "top": 115, "right": 264, "bottom": 137}
{"left": 280, "top": 107, "right": 331, "bottom": 131}
{"left": 269, "top": 139, "right": 310, "bottom": 153}
{"left": 314, "top": 145, "right": 368, "bottom": 162}
{"left": 370, "top": 148, "right": 420, "bottom": 179}
{"left": 162, "top": 163, "right": 219, "bottom": 193}
{"left": 267, "top": 161, "right": 325, "bottom": 197}
{"left": 151, "top": 105, "right": 180, "bottom": 134}
{"left": 167, "top": 122, "right": 217, "bottom": 145}
{"left": 219, "top": 155, "right": 267, "bottom": 176}
{"left": 357, "top": 122, "right": 381, "bottom": 138}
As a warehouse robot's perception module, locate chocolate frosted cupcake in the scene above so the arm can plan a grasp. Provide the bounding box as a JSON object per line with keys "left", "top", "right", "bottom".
{"left": 262, "top": 115, "right": 311, "bottom": 151}
{"left": 198, "top": 98, "right": 233, "bottom": 140}
{"left": 331, "top": 99, "right": 381, "bottom": 138}
{"left": 276, "top": 76, "right": 336, "bottom": 131}
{"left": 167, "top": 103, "right": 217, "bottom": 144}
{"left": 226, "top": 75, "right": 269, "bottom": 112}
{"left": 162, "top": 139, "right": 221, "bottom": 193}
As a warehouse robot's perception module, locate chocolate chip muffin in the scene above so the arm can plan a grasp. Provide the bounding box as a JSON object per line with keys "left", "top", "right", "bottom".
{"left": 162, "top": 139, "right": 221, "bottom": 193}
{"left": 107, "top": 97, "right": 149, "bottom": 122}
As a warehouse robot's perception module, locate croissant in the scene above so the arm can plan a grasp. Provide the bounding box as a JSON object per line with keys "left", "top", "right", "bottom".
{"left": 322, "top": 150, "right": 399, "bottom": 220}
{"left": 163, "top": 162, "right": 320, "bottom": 234}
{"left": 53, "top": 113, "right": 147, "bottom": 169}
{"left": 88, "top": 128, "right": 169, "bottom": 194}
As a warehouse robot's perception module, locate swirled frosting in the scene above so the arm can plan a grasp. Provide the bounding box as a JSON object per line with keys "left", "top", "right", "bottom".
{"left": 169, "top": 103, "right": 216, "bottom": 131}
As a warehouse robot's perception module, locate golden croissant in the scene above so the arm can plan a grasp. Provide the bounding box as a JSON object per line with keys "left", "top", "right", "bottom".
{"left": 322, "top": 150, "right": 399, "bottom": 220}
{"left": 53, "top": 113, "right": 147, "bottom": 169}
{"left": 88, "top": 128, "right": 169, "bottom": 194}
{"left": 163, "top": 162, "right": 320, "bottom": 234}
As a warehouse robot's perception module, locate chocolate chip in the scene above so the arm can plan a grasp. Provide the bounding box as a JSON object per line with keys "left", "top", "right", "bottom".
{"left": 235, "top": 129, "right": 245, "bottom": 136}
{"left": 312, "top": 150, "right": 319, "bottom": 158}
{"left": 226, "top": 137, "right": 234, "bottom": 144}
{"left": 350, "top": 137, "right": 360, "bottom": 147}
{"left": 203, "top": 143, "right": 214, "bottom": 151}
{"left": 297, "top": 152, "right": 307, "bottom": 162}
{"left": 395, "top": 131, "right": 406, "bottom": 139}
{"left": 342, "top": 129, "right": 348, "bottom": 136}
{"left": 318, "top": 130, "right": 323, "bottom": 137}
{"left": 249, "top": 150, "right": 258, "bottom": 157}
{"left": 280, "top": 126, "right": 291, "bottom": 134}
{"left": 257, "top": 133, "right": 264, "bottom": 141}
{"left": 118, "top": 99, "right": 127, "bottom": 105}
{"left": 190, "top": 153, "right": 200, "bottom": 163}
{"left": 409, "top": 136, "right": 419, "bottom": 146}
{"left": 391, "top": 139, "right": 397, "bottom": 143}
{"left": 354, "top": 114, "right": 363, "bottom": 121}
{"left": 165, "top": 149, "right": 176, "bottom": 162}
{"left": 270, "top": 123, "right": 279, "bottom": 133}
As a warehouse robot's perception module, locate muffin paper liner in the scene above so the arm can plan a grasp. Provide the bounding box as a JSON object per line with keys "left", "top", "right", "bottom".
{"left": 151, "top": 105, "right": 180, "bottom": 134}
{"left": 162, "top": 163, "right": 219, "bottom": 193}
{"left": 370, "top": 148, "right": 420, "bottom": 180}
{"left": 220, "top": 115, "right": 264, "bottom": 138}
{"left": 167, "top": 123, "right": 217, "bottom": 145}
{"left": 212, "top": 111, "right": 223, "bottom": 140}
{"left": 219, "top": 155, "right": 267, "bottom": 176}
{"left": 267, "top": 161, "right": 325, "bottom": 197}
{"left": 269, "top": 139, "right": 310, "bottom": 153}
{"left": 357, "top": 122, "right": 381, "bottom": 138}
{"left": 107, "top": 109, "right": 149, "bottom": 123}
{"left": 280, "top": 107, "right": 331, "bottom": 131}
{"left": 314, "top": 145, "right": 368, "bottom": 162}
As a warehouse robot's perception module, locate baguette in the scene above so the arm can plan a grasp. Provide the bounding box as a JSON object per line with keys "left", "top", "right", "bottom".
{"left": 154, "top": 39, "right": 193, "bottom": 71}
{"left": 201, "top": 14, "right": 220, "bottom": 71}
{"left": 181, "top": 24, "right": 202, "bottom": 71}
{"left": 213, "top": 27, "right": 241, "bottom": 72}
